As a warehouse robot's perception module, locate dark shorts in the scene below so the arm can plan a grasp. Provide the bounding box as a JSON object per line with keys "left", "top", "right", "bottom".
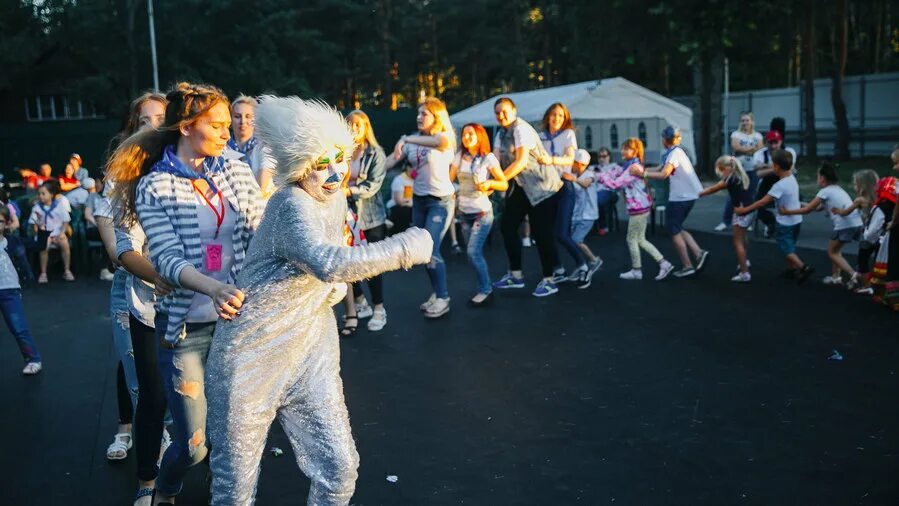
{"left": 775, "top": 223, "right": 801, "bottom": 255}
{"left": 831, "top": 226, "right": 862, "bottom": 243}
{"left": 666, "top": 200, "right": 695, "bottom": 235}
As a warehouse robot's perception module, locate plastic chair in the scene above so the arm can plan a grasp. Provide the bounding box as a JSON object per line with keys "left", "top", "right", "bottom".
{"left": 648, "top": 179, "right": 669, "bottom": 235}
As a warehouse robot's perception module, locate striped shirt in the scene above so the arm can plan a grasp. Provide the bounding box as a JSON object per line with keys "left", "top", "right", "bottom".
{"left": 135, "top": 157, "right": 263, "bottom": 344}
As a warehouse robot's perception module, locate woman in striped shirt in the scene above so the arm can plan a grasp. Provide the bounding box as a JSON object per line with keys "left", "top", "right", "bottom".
{"left": 107, "top": 82, "right": 263, "bottom": 504}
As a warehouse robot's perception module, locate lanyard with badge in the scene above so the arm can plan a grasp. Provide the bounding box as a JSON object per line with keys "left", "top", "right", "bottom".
{"left": 193, "top": 179, "right": 226, "bottom": 272}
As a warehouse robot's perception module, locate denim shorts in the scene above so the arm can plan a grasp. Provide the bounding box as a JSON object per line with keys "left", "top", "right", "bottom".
{"left": 571, "top": 220, "right": 594, "bottom": 244}
{"left": 666, "top": 200, "right": 696, "bottom": 235}
{"left": 731, "top": 211, "right": 755, "bottom": 229}
{"left": 831, "top": 226, "right": 861, "bottom": 243}
{"left": 775, "top": 223, "right": 801, "bottom": 255}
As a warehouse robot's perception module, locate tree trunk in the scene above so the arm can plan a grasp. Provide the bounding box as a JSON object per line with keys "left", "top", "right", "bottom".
{"left": 379, "top": 0, "right": 392, "bottom": 109}
{"left": 831, "top": 0, "right": 851, "bottom": 160}
{"left": 802, "top": 0, "right": 817, "bottom": 159}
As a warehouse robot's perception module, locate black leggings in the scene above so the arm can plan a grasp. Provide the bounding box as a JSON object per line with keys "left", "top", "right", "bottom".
{"left": 352, "top": 224, "right": 386, "bottom": 305}
{"left": 116, "top": 362, "right": 133, "bottom": 425}
{"left": 130, "top": 314, "right": 168, "bottom": 482}
{"left": 500, "top": 185, "right": 560, "bottom": 278}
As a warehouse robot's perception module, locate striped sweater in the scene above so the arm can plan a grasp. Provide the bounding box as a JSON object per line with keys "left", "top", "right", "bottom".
{"left": 135, "top": 157, "right": 263, "bottom": 344}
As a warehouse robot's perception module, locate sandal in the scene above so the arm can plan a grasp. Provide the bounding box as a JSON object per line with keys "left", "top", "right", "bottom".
{"left": 63, "top": 270, "right": 75, "bottom": 281}
{"left": 340, "top": 316, "right": 358, "bottom": 337}
{"left": 106, "top": 432, "right": 132, "bottom": 461}
{"left": 37, "top": 273, "right": 48, "bottom": 284}
{"left": 134, "top": 487, "right": 153, "bottom": 506}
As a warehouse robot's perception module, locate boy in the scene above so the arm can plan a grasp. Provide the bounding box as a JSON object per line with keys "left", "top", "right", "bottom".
{"left": 735, "top": 149, "right": 814, "bottom": 283}
{"left": 0, "top": 206, "right": 42, "bottom": 374}
{"left": 569, "top": 149, "right": 602, "bottom": 288}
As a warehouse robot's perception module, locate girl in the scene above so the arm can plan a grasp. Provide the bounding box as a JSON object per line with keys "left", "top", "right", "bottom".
{"left": 540, "top": 102, "right": 585, "bottom": 282}
{"left": 228, "top": 95, "right": 275, "bottom": 198}
{"left": 596, "top": 138, "right": 674, "bottom": 281}
{"left": 718, "top": 112, "right": 763, "bottom": 230}
{"left": 779, "top": 163, "right": 863, "bottom": 286}
{"left": 342, "top": 110, "right": 389, "bottom": 332}
{"left": 29, "top": 181, "right": 73, "bottom": 283}
{"left": 491, "top": 97, "right": 560, "bottom": 297}
{"left": 107, "top": 82, "right": 263, "bottom": 505}
{"left": 450, "top": 123, "right": 508, "bottom": 306}
{"left": 59, "top": 163, "right": 81, "bottom": 193}
{"left": 831, "top": 170, "right": 891, "bottom": 293}
{"left": 699, "top": 156, "right": 755, "bottom": 282}
{"left": 384, "top": 97, "right": 456, "bottom": 318}
{"left": 0, "top": 206, "right": 41, "bottom": 375}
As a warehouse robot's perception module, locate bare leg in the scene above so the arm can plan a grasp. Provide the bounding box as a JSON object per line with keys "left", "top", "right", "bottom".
{"left": 577, "top": 243, "right": 597, "bottom": 263}
{"left": 786, "top": 253, "right": 804, "bottom": 270}
{"left": 671, "top": 233, "right": 693, "bottom": 268}
{"left": 39, "top": 250, "right": 48, "bottom": 276}
{"left": 733, "top": 226, "right": 749, "bottom": 273}
{"left": 828, "top": 239, "right": 855, "bottom": 277}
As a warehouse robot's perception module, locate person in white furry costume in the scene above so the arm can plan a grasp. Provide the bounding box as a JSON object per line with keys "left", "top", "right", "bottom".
{"left": 205, "top": 96, "right": 433, "bottom": 505}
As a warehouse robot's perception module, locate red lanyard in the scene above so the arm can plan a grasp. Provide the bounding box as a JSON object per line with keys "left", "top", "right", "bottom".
{"left": 192, "top": 180, "right": 226, "bottom": 240}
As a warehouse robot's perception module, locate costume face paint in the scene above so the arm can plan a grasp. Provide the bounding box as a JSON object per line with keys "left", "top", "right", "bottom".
{"left": 300, "top": 146, "right": 347, "bottom": 201}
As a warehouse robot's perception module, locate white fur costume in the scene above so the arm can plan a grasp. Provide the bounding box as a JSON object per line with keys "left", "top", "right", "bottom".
{"left": 205, "top": 97, "right": 432, "bottom": 505}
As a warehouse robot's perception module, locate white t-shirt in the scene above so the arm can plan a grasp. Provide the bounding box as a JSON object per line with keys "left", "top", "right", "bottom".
{"left": 0, "top": 237, "right": 21, "bottom": 290}
{"left": 767, "top": 174, "right": 803, "bottom": 226}
{"left": 402, "top": 132, "right": 455, "bottom": 198}
{"left": 752, "top": 146, "right": 797, "bottom": 171}
{"left": 454, "top": 152, "right": 499, "bottom": 214}
{"left": 186, "top": 192, "right": 237, "bottom": 323}
{"left": 493, "top": 120, "right": 543, "bottom": 161}
{"left": 387, "top": 172, "right": 413, "bottom": 209}
{"left": 540, "top": 129, "right": 577, "bottom": 175}
{"left": 731, "top": 130, "right": 763, "bottom": 170}
{"left": 573, "top": 170, "right": 599, "bottom": 221}
{"left": 816, "top": 185, "right": 864, "bottom": 230}
{"left": 663, "top": 146, "right": 703, "bottom": 202}
{"left": 65, "top": 187, "right": 90, "bottom": 207}
{"left": 29, "top": 201, "right": 71, "bottom": 237}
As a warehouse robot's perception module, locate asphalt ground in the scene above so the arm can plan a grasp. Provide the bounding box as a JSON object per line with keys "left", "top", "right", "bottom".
{"left": 1, "top": 227, "right": 896, "bottom": 505}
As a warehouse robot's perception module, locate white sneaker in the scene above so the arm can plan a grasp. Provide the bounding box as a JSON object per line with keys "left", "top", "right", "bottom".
{"left": 655, "top": 260, "right": 674, "bottom": 281}
{"left": 731, "top": 272, "right": 751, "bottom": 282}
{"left": 424, "top": 298, "right": 450, "bottom": 319}
{"left": 714, "top": 222, "right": 728, "bottom": 231}
{"left": 367, "top": 308, "right": 387, "bottom": 331}
{"left": 22, "top": 361, "right": 42, "bottom": 375}
{"left": 419, "top": 294, "right": 437, "bottom": 312}
{"left": 822, "top": 275, "right": 843, "bottom": 286}
{"left": 99, "top": 268, "right": 115, "bottom": 281}
{"left": 522, "top": 237, "right": 533, "bottom": 247}
{"left": 565, "top": 266, "right": 587, "bottom": 282}
{"left": 619, "top": 269, "right": 643, "bottom": 280}
{"left": 355, "top": 299, "right": 373, "bottom": 319}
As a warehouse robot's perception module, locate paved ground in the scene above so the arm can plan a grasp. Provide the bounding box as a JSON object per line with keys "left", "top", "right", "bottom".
{"left": 1, "top": 222, "right": 896, "bottom": 505}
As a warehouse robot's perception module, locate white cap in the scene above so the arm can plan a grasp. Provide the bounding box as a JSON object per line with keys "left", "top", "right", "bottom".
{"left": 574, "top": 149, "right": 591, "bottom": 165}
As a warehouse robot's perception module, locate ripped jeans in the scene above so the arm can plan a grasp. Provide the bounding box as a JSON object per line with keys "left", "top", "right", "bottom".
{"left": 155, "top": 313, "right": 215, "bottom": 497}
{"left": 412, "top": 195, "right": 454, "bottom": 299}
{"left": 111, "top": 269, "right": 138, "bottom": 420}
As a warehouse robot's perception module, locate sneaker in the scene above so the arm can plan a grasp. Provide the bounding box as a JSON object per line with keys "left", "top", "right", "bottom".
{"left": 821, "top": 275, "right": 843, "bottom": 286}
{"left": 419, "top": 293, "right": 437, "bottom": 311}
{"left": 655, "top": 260, "right": 674, "bottom": 281}
{"left": 367, "top": 308, "right": 387, "bottom": 331}
{"left": 730, "top": 272, "right": 751, "bottom": 282}
{"left": 63, "top": 270, "right": 75, "bottom": 281}
{"left": 714, "top": 222, "right": 728, "bottom": 231}
{"left": 619, "top": 269, "right": 643, "bottom": 280}
{"left": 99, "top": 268, "right": 115, "bottom": 281}
{"left": 673, "top": 267, "right": 696, "bottom": 278}
{"left": 424, "top": 298, "right": 450, "bottom": 318}
{"left": 355, "top": 299, "right": 373, "bottom": 319}
{"left": 587, "top": 258, "right": 603, "bottom": 277}
{"left": 550, "top": 267, "right": 568, "bottom": 284}
{"left": 846, "top": 273, "right": 860, "bottom": 290}
{"left": 22, "top": 361, "right": 42, "bottom": 375}
{"left": 695, "top": 250, "right": 710, "bottom": 272}
{"left": 854, "top": 286, "right": 874, "bottom": 295}
{"left": 565, "top": 266, "right": 587, "bottom": 283}
{"left": 37, "top": 273, "right": 48, "bottom": 284}
{"left": 493, "top": 273, "right": 525, "bottom": 289}
{"left": 796, "top": 265, "right": 815, "bottom": 285}
{"left": 522, "top": 237, "right": 533, "bottom": 248}
{"left": 576, "top": 269, "right": 593, "bottom": 289}
{"left": 451, "top": 243, "right": 463, "bottom": 255}
{"left": 532, "top": 279, "right": 559, "bottom": 297}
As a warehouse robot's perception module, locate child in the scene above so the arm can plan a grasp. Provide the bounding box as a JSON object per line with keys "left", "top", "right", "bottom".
{"left": 0, "top": 206, "right": 42, "bottom": 375}
{"left": 569, "top": 149, "right": 603, "bottom": 288}
{"left": 28, "top": 181, "right": 74, "bottom": 283}
{"left": 699, "top": 156, "right": 755, "bottom": 282}
{"left": 779, "top": 163, "right": 862, "bottom": 286}
{"left": 735, "top": 149, "right": 814, "bottom": 283}
{"left": 597, "top": 138, "right": 674, "bottom": 281}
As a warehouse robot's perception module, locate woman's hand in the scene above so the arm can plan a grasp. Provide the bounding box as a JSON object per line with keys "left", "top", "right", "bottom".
{"left": 210, "top": 282, "right": 245, "bottom": 320}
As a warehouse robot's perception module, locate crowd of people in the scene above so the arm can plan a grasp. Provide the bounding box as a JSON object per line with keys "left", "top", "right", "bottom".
{"left": 2, "top": 82, "right": 898, "bottom": 506}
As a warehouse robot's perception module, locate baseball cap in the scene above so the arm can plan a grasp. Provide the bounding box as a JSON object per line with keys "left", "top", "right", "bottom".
{"left": 574, "top": 149, "right": 591, "bottom": 165}
{"left": 765, "top": 130, "right": 783, "bottom": 142}
{"left": 70, "top": 153, "right": 82, "bottom": 163}
{"left": 661, "top": 125, "right": 680, "bottom": 141}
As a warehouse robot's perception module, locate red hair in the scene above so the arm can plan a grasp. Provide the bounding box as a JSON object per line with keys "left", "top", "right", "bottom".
{"left": 462, "top": 123, "right": 491, "bottom": 157}
{"left": 622, "top": 137, "right": 644, "bottom": 164}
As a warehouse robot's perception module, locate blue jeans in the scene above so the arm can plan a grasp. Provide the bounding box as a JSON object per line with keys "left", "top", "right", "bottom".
{"left": 412, "top": 195, "right": 454, "bottom": 299}
{"left": 460, "top": 211, "right": 494, "bottom": 294}
{"left": 111, "top": 269, "right": 139, "bottom": 411}
{"left": 596, "top": 189, "right": 618, "bottom": 230}
{"left": 722, "top": 171, "right": 759, "bottom": 224}
{"left": 0, "top": 288, "right": 40, "bottom": 363}
{"left": 555, "top": 181, "right": 586, "bottom": 268}
{"left": 155, "top": 313, "right": 216, "bottom": 497}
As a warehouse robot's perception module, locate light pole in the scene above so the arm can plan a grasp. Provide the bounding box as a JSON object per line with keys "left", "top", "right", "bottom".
{"left": 148, "top": 0, "right": 160, "bottom": 92}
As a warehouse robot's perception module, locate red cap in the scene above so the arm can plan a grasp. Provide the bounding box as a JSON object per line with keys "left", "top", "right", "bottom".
{"left": 765, "top": 130, "right": 782, "bottom": 142}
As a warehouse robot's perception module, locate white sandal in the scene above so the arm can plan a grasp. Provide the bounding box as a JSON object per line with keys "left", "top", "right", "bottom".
{"left": 106, "top": 432, "right": 132, "bottom": 461}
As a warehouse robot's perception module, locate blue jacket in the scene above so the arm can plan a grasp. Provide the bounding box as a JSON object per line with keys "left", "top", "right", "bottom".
{"left": 4, "top": 235, "right": 35, "bottom": 284}
{"left": 347, "top": 145, "right": 387, "bottom": 230}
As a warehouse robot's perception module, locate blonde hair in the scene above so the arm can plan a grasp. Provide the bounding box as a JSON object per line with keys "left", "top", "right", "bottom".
{"left": 739, "top": 111, "right": 755, "bottom": 133}
{"left": 715, "top": 155, "right": 750, "bottom": 190}
{"left": 253, "top": 95, "right": 355, "bottom": 187}
{"left": 106, "top": 82, "right": 230, "bottom": 225}
{"left": 420, "top": 97, "right": 455, "bottom": 150}
{"left": 231, "top": 95, "right": 257, "bottom": 110}
{"left": 853, "top": 169, "right": 879, "bottom": 220}
{"left": 347, "top": 110, "right": 380, "bottom": 149}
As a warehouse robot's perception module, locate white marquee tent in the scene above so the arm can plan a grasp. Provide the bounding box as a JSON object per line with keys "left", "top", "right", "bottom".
{"left": 449, "top": 77, "right": 695, "bottom": 164}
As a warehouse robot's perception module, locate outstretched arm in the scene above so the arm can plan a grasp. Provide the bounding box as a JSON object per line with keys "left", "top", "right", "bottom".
{"left": 699, "top": 180, "right": 726, "bottom": 197}
{"left": 780, "top": 196, "right": 821, "bottom": 216}
{"left": 831, "top": 196, "right": 865, "bottom": 217}
{"left": 735, "top": 194, "right": 773, "bottom": 215}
